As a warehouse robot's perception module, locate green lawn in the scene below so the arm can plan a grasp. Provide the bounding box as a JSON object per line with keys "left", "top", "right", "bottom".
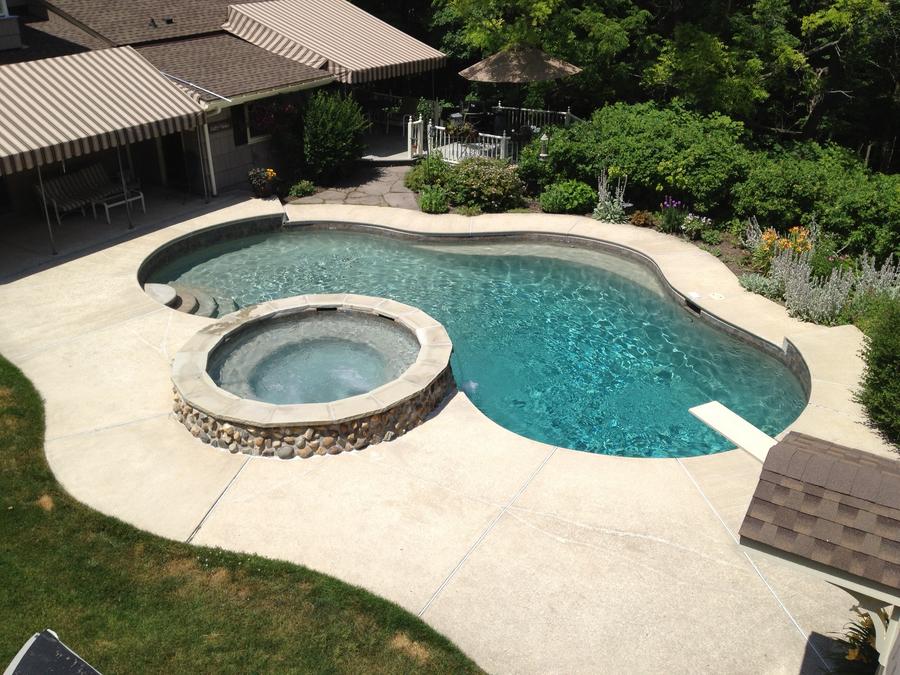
{"left": 0, "top": 355, "right": 480, "bottom": 673}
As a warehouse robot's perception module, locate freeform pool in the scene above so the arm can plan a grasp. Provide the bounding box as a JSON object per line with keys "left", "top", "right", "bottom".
{"left": 148, "top": 226, "right": 807, "bottom": 458}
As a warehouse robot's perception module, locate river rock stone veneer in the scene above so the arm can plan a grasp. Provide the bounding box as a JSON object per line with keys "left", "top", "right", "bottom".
{"left": 171, "top": 294, "right": 454, "bottom": 459}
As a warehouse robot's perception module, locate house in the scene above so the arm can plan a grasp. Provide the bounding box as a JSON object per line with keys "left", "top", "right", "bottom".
{"left": 0, "top": 0, "right": 445, "bottom": 221}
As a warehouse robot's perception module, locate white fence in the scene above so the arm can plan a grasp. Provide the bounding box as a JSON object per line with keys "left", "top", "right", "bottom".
{"left": 407, "top": 104, "right": 578, "bottom": 164}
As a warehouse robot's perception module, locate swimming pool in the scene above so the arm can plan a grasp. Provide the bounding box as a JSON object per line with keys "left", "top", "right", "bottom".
{"left": 147, "top": 226, "right": 806, "bottom": 457}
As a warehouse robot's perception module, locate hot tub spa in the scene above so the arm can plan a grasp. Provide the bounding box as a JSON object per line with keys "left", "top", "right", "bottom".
{"left": 171, "top": 294, "right": 453, "bottom": 459}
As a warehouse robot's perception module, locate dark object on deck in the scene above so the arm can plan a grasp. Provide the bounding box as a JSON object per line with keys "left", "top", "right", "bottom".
{"left": 459, "top": 47, "right": 582, "bottom": 83}
{"left": 3, "top": 629, "right": 101, "bottom": 675}
{"left": 739, "top": 431, "right": 900, "bottom": 593}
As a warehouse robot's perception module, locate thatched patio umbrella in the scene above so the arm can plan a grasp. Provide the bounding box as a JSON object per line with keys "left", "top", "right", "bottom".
{"left": 458, "top": 47, "right": 581, "bottom": 83}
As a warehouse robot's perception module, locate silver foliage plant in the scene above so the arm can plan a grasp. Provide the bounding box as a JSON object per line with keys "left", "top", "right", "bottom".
{"left": 592, "top": 168, "right": 629, "bottom": 223}
{"left": 742, "top": 239, "right": 900, "bottom": 325}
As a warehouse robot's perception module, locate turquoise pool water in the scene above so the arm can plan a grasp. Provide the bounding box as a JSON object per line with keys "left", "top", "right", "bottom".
{"left": 207, "top": 311, "right": 420, "bottom": 404}
{"left": 149, "top": 228, "right": 806, "bottom": 457}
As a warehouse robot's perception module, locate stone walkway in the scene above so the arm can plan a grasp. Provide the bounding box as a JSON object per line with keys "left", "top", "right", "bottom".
{"left": 290, "top": 164, "right": 418, "bottom": 210}
{"left": 1, "top": 199, "right": 896, "bottom": 674}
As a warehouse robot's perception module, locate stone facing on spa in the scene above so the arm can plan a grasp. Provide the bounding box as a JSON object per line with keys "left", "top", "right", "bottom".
{"left": 171, "top": 294, "right": 454, "bottom": 459}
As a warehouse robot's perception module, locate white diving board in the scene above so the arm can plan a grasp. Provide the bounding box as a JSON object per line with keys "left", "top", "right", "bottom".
{"left": 689, "top": 401, "right": 777, "bottom": 463}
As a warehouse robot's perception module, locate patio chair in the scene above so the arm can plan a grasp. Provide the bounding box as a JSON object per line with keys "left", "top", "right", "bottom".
{"left": 35, "top": 163, "right": 124, "bottom": 226}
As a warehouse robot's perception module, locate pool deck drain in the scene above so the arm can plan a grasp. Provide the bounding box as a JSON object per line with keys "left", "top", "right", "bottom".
{"left": 0, "top": 198, "right": 896, "bottom": 674}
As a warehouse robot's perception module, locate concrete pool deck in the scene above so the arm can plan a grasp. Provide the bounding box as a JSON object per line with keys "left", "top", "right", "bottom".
{"left": 1, "top": 198, "right": 896, "bottom": 674}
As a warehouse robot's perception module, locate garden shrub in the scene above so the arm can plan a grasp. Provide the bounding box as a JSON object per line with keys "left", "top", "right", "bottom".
{"left": 445, "top": 158, "right": 525, "bottom": 212}
{"left": 405, "top": 152, "right": 450, "bottom": 192}
{"left": 732, "top": 142, "right": 900, "bottom": 258}
{"left": 419, "top": 185, "right": 450, "bottom": 214}
{"left": 701, "top": 229, "right": 723, "bottom": 245}
{"left": 303, "top": 91, "right": 369, "bottom": 183}
{"left": 287, "top": 179, "right": 316, "bottom": 198}
{"left": 527, "top": 103, "right": 749, "bottom": 213}
{"left": 629, "top": 210, "right": 658, "bottom": 228}
{"left": 539, "top": 180, "right": 596, "bottom": 214}
{"left": 856, "top": 295, "right": 900, "bottom": 445}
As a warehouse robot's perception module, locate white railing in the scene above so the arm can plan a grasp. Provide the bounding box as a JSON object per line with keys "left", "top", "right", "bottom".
{"left": 493, "top": 102, "right": 574, "bottom": 130}
{"left": 413, "top": 104, "right": 580, "bottom": 163}
{"left": 407, "top": 116, "right": 426, "bottom": 158}
{"left": 426, "top": 121, "right": 509, "bottom": 164}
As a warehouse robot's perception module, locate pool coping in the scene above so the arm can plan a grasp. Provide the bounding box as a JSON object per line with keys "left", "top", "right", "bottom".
{"left": 172, "top": 294, "right": 452, "bottom": 430}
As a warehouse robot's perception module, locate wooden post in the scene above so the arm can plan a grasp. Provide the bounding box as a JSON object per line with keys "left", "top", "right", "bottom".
{"left": 427, "top": 119, "right": 433, "bottom": 155}
{"left": 566, "top": 106, "right": 572, "bottom": 126}
{"left": 500, "top": 130, "right": 508, "bottom": 160}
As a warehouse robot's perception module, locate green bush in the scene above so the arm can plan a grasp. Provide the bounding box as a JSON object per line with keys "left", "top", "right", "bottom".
{"left": 524, "top": 103, "right": 749, "bottom": 213}
{"left": 405, "top": 152, "right": 450, "bottom": 192}
{"left": 539, "top": 180, "right": 596, "bottom": 214}
{"left": 445, "top": 158, "right": 525, "bottom": 212}
{"left": 856, "top": 296, "right": 900, "bottom": 445}
{"left": 701, "top": 229, "right": 723, "bottom": 245}
{"left": 418, "top": 185, "right": 450, "bottom": 214}
{"left": 303, "top": 91, "right": 369, "bottom": 183}
{"left": 287, "top": 179, "right": 316, "bottom": 198}
{"left": 732, "top": 143, "right": 900, "bottom": 258}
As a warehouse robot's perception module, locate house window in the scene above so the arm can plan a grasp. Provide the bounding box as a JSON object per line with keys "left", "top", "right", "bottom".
{"left": 246, "top": 102, "right": 272, "bottom": 144}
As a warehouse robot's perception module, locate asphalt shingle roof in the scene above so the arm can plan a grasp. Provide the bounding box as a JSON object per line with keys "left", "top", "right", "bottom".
{"left": 137, "top": 33, "right": 331, "bottom": 101}
{"left": 43, "top": 0, "right": 235, "bottom": 46}
{"left": 739, "top": 432, "right": 900, "bottom": 592}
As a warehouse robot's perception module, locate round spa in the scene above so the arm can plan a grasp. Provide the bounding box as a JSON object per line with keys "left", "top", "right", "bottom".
{"left": 171, "top": 294, "right": 454, "bottom": 459}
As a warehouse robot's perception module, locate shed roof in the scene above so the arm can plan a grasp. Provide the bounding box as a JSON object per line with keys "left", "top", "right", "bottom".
{"left": 137, "top": 33, "right": 332, "bottom": 102}
{"left": 739, "top": 432, "right": 900, "bottom": 593}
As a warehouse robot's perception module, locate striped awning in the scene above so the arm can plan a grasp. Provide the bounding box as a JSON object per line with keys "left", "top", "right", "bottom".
{"left": 0, "top": 46, "right": 205, "bottom": 175}
{"left": 223, "top": 0, "right": 446, "bottom": 84}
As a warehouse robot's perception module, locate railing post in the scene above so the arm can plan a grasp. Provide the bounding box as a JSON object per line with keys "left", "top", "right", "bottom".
{"left": 417, "top": 115, "right": 425, "bottom": 157}
{"left": 500, "top": 130, "right": 508, "bottom": 160}
{"left": 407, "top": 117, "right": 414, "bottom": 158}
{"left": 565, "top": 106, "right": 572, "bottom": 126}
{"left": 427, "top": 119, "right": 433, "bottom": 155}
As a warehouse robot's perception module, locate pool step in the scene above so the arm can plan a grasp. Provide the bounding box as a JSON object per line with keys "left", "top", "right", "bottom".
{"left": 170, "top": 284, "right": 238, "bottom": 318}
{"left": 192, "top": 288, "right": 219, "bottom": 318}
{"left": 174, "top": 290, "right": 199, "bottom": 314}
{"left": 215, "top": 296, "right": 239, "bottom": 316}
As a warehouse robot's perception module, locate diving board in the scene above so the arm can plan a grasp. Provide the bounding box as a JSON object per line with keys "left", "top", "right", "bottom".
{"left": 689, "top": 401, "right": 777, "bottom": 462}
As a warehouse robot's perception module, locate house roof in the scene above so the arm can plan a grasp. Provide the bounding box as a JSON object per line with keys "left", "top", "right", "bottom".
{"left": 0, "top": 46, "right": 204, "bottom": 175}
{"left": 739, "top": 432, "right": 900, "bottom": 593}
{"left": 137, "top": 33, "right": 332, "bottom": 102}
{"left": 0, "top": 11, "right": 108, "bottom": 65}
{"left": 223, "top": 0, "right": 446, "bottom": 83}
{"left": 41, "top": 0, "right": 236, "bottom": 46}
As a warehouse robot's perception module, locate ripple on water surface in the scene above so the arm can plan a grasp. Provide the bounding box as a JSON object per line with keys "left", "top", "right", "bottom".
{"left": 150, "top": 230, "right": 806, "bottom": 457}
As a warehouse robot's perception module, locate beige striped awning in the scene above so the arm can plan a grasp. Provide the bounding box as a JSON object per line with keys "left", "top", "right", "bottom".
{"left": 0, "top": 46, "right": 205, "bottom": 175}
{"left": 223, "top": 0, "right": 446, "bottom": 84}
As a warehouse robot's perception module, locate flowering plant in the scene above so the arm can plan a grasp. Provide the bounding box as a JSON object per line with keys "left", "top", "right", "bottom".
{"left": 248, "top": 167, "right": 279, "bottom": 198}
{"left": 681, "top": 213, "right": 713, "bottom": 240}
{"left": 659, "top": 196, "right": 686, "bottom": 233}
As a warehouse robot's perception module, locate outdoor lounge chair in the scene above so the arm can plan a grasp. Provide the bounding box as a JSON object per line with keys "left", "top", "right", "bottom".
{"left": 35, "top": 163, "right": 128, "bottom": 226}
